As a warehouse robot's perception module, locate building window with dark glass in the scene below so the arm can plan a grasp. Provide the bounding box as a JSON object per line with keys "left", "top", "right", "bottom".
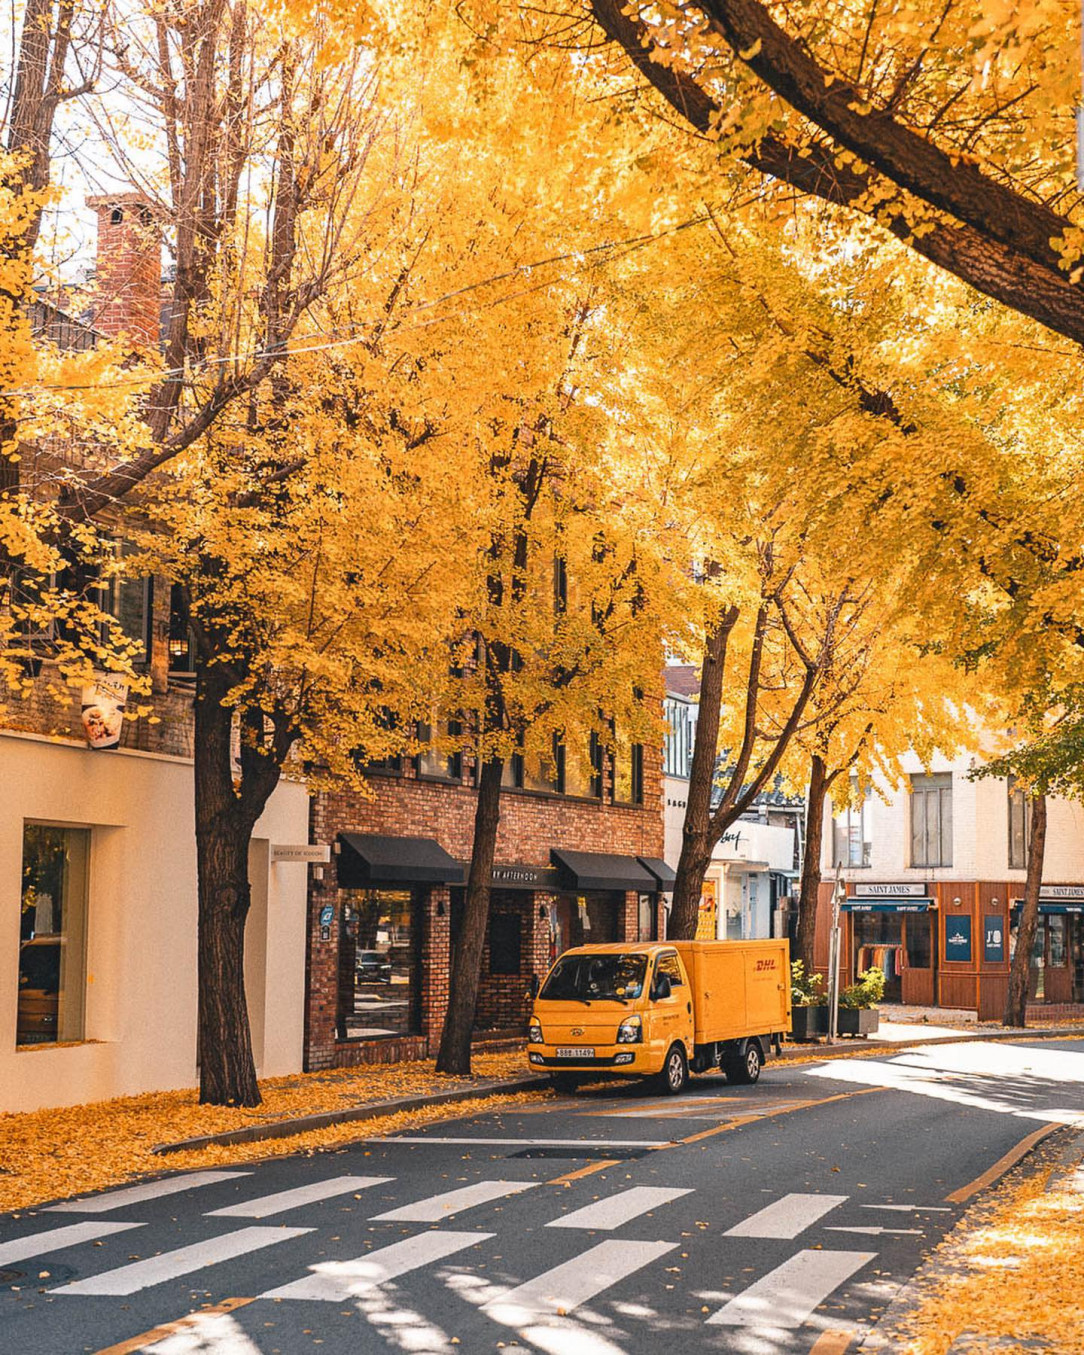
{"left": 18, "top": 824, "right": 90, "bottom": 1046}
{"left": 415, "top": 720, "right": 463, "bottom": 782}
{"left": 558, "top": 732, "right": 602, "bottom": 798}
{"left": 1008, "top": 777, "right": 1031, "bottom": 870}
{"left": 337, "top": 888, "right": 420, "bottom": 1040}
{"left": 910, "top": 773, "right": 953, "bottom": 868}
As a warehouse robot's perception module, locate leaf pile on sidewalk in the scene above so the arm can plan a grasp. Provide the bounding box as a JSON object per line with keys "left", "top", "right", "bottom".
{"left": 0, "top": 1052, "right": 548, "bottom": 1214}
{"left": 898, "top": 1133, "right": 1084, "bottom": 1354}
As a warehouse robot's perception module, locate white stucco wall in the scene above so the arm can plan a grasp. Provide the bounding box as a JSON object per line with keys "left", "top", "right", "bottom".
{"left": 1, "top": 730, "right": 310, "bottom": 1113}
{"left": 821, "top": 749, "right": 1084, "bottom": 884}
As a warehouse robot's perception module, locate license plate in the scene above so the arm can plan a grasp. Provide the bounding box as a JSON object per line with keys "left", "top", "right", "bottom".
{"left": 555, "top": 1046, "right": 594, "bottom": 1059}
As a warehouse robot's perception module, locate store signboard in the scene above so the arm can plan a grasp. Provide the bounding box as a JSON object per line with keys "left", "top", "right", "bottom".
{"left": 80, "top": 672, "right": 128, "bottom": 750}
{"left": 984, "top": 916, "right": 1005, "bottom": 964}
{"left": 1038, "top": 885, "right": 1084, "bottom": 899}
{"left": 851, "top": 882, "right": 927, "bottom": 897}
{"left": 272, "top": 843, "right": 331, "bottom": 864}
{"left": 696, "top": 880, "right": 718, "bottom": 940}
{"left": 945, "top": 915, "right": 973, "bottom": 963}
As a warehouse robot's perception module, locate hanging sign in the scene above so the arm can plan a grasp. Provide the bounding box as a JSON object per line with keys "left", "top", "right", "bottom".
{"left": 80, "top": 672, "right": 128, "bottom": 750}
{"left": 945, "top": 915, "right": 973, "bottom": 963}
{"left": 696, "top": 880, "right": 717, "bottom": 939}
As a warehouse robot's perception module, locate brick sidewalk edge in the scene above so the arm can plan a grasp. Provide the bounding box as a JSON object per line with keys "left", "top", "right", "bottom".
{"left": 153, "top": 1026, "right": 1084, "bottom": 1155}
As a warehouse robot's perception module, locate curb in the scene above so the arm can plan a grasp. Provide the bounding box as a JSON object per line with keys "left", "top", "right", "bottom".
{"left": 779, "top": 1024, "right": 1084, "bottom": 1059}
{"left": 856, "top": 1122, "right": 1084, "bottom": 1350}
{"left": 153, "top": 1027, "right": 1083, "bottom": 1156}
{"left": 153, "top": 1076, "right": 550, "bottom": 1155}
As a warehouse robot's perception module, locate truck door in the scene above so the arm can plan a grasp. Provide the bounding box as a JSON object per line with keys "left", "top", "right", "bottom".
{"left": 651, "top": 951, "right": 695, "bottom": 1055}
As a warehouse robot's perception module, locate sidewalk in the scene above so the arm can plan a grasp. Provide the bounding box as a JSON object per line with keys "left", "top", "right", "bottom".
{"left": 861, "top": 1124, "right": 1084, "bottom": 1353}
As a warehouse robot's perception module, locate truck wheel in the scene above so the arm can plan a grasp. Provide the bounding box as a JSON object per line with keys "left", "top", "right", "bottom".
{"left": 725, "top": 1041, "right": 762, "bottom": 1085}
{"left": 550, "top": 1072, "right": 580, "bottom": 1093}
{"left": 658, "top": 1044, "right": 688, "bottom": 1096}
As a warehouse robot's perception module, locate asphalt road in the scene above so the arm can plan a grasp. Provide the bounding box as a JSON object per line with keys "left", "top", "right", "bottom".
{"left": 4, "top": 1036, "right": 1084, "bottom": 1355}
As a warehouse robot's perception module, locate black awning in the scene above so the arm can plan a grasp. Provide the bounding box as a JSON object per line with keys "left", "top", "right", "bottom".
{"left": 337, "top": 833, "right": 465, "bottom": 887}
{"left": 550, "top": 848, "right": 657, "bottom": 893}
{"left": 637, "top": 857, "right": 676, "bottom": 892}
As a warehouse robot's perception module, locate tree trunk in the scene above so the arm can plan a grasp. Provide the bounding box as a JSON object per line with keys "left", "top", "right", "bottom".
{"left": 1004, "top": 793, "right": 1047, "bottom": 1028}
{"left": 668, "top": 609, "right": 733, "bottom": 938}
{"left": 194, "top": 661, "right": 261, "bottom": 1106}
{"left": 436, "top": 756, "right": 504, "bottom": 1075}
{"left": 795, "top": 753, "right": 831, "bottom": 969}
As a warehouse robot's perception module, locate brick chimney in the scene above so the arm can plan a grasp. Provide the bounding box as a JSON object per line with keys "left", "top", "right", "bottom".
{"left": 85, "top": 193, "right": 161, "bottom": 349}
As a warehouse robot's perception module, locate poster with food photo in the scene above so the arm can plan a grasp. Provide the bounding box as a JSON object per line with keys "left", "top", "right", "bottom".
{"left": 80, "top": 673, "right": 128, "bottom": 750}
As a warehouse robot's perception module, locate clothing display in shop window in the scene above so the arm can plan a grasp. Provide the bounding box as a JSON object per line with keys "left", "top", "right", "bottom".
{"left": 857, "top": 944, "right": 904, "bottom": 977}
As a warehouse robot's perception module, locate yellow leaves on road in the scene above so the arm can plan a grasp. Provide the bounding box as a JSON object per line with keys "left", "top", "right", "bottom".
{"left": 0, "top": 1053, "right": 544, "bottom": 1214}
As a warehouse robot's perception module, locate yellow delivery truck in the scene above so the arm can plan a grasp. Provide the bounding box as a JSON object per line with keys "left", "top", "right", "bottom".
{"left": 526, "top": 938, "right": 791, "bottom": 1094}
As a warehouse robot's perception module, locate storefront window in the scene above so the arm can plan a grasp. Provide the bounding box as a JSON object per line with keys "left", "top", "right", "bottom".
{"left": 18, "top": 824, "right": 90, "bottom": 1046}
{"left": 904, "top": 914, "right": 932, "bottom": 969}
{"left": 554, "top": 892, "right": 619, "bottom": 951}
{"left": 337, "top": 888, "right": 419, "bottom": 1039}
{"left": 637, "top": 893, "right": 655, "bottom": 941}
{"left": 1048, "top": 915, "right": 1067, "bottom": 967}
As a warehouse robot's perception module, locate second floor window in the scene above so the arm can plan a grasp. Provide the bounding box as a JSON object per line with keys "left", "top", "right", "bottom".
{"left": 834, "top": 790, "right": 872, "bottom": 867}
{"left": 663, "top": 698, "right": 694, "bottom": 778}
{"left": 911, "top": 773, "right": 953, "bottom": 868}
{"left": 1008, "top": 777, "right": 1031, "bottom": 870}
{"left": 613, "top": 733, "right": 644, "bottom": 806}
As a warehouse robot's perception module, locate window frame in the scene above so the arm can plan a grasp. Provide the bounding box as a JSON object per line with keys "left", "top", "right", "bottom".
{"left": 910, "top": 773, "right": 953, "bottom": 868}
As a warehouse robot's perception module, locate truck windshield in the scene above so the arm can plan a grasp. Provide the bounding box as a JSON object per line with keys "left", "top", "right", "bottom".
{"left": 539, "top": 953, "right": 647, "bottom": 1003}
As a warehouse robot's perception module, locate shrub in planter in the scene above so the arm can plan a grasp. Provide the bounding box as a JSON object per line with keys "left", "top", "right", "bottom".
{"left": 836, "top": 966, "right": 884, "bottom": 1037}
{"left": 789, "top": 961, "right": 828, "bottom": 1041}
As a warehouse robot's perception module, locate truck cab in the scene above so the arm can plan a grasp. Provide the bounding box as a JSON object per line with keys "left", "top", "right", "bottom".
{"left": 527, "top": 939, "right": 790, "bottom": 1094}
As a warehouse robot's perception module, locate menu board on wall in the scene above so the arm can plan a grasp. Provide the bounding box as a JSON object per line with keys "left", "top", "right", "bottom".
{"left": 945, "top": 915, "right": 973, "bottom": 963}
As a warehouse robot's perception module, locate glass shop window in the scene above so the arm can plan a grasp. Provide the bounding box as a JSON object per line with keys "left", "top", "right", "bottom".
{"left": 904, "top": 914, "right": 932, "bottom": 969}
{"left": 17, "top": 824, "right": 90, "bottom": 1046}
{"left": 337, "top": 888, "right": 419, "bottom": 1040}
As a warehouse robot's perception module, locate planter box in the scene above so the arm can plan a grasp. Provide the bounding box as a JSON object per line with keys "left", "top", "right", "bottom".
{"left": 789, "top": 1005, "right": 829, "bottom": 1041}
{"left": 836, "top": 1007, "right": 880, "bottom": 1037}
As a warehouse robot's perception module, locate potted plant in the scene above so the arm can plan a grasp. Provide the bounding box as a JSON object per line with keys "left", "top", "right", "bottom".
{"left": 837, "top": 966, "right": 885, "bottom": 1036}
{"left": 789, "top": 960, "right": 829, "bottom": 1040}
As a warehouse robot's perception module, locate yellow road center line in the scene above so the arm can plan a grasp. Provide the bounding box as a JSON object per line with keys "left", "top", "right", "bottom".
{"left": 657, "top": 1085, "right": 887, "bottom": 1149}
{"left": 944, "top": 1122, "right": 1065, "bottom": 1204}
{"left": 93, "top": 1297, "right": 255, "bottom": 1354}
{"left": 809, "top": 1331, "right": 856, "bottom": 1354}
{"left": 547, "top": 1159, "right": 621, "bottom": 1186}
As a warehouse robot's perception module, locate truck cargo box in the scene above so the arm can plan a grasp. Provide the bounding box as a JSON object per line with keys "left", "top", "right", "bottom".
{"left": 670, "top": 939, "right": 791, "bottom": 1044}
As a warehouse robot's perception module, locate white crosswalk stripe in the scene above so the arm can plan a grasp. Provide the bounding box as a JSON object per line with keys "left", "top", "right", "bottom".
{"left": 546, "top": 1185, "right": 692, "bottom": 1231}
{"left": 705, "top": 1248, "right": 877, "bottom": 1327}
{"left": 0, "top": 1220, "right": 144, "bottom": 1266}
{"left": 261, "top": 1230, "right": 493, "bottom": 1301}
{"left": 724, "top": 1192, "right": 848, "bottom": 1239}
{"left": 371, "top": 1180, "right": 537, "bottom": 1222}
{"left": 481, "top": 1238, "right": 678, "bottom": 1321}
{"left": 53, "top": 1225, "right": 312, "bottom": 1296}
{"left": 45, "top": 1171, "right": 251, "bottom": 1214}
{"left": 208, "top": 1174, "right": 393, "bottom": 1218}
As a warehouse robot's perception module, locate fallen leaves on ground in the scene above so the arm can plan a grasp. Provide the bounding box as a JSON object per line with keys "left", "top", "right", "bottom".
{"left": 0, "top": 1052, "right": 549, "bottom": 1213}
{"left": 897, "top": 1134, "right": 1084, "bottom": 1354}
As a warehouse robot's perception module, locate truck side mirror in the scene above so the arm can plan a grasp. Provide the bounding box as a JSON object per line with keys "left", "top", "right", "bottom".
{"left": 528, "top": 973, "right": 540, "bottom": 999}
{"left": 651, "top": 973, "right": 672, "bottom": 1001}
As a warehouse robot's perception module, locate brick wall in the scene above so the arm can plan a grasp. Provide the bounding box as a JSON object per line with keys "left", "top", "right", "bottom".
{"left": 305, "top": 746, "right": 665, "bottom": 1070}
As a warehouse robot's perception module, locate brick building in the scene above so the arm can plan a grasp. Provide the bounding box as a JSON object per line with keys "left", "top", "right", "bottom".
{"left": 815, "top": 748, "right": 1084, "bottom": 1019}
{"left": 304, "top": 742, "right": 671, "bottom": 1070}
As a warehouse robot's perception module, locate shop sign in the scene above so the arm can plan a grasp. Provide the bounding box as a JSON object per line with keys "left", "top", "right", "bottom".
{"left": 1038, "top": 885, "right": 1084, "bottom": 899}
{"left": 80, "top": 672, "right": 128, "bottom": 750}
{"left": 272, "top": 843, "right": 331, "bottom": 864}
{"left": 984, "top": 916, "right": 1005, "bottom": 964}
{"left": 945, "top": 915, "right": 973, "bottom": 963}
{"left": 851, "top": 882, "right": 927, "bottom": 897}
{"left": 490, "top": 863, "right": 561, "bottom": 891}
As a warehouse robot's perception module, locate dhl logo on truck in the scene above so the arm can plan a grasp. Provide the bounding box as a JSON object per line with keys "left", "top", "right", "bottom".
{"left": 754, "top": 958, "right": 777, "bottom": 972}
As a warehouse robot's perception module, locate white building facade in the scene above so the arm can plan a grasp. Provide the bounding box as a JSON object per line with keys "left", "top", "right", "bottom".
{"left": 4, "top": 730, "right": 311, "bottom": 1112}
{"left": 818, "top": 749, "right": 1084, "bottom": 1015}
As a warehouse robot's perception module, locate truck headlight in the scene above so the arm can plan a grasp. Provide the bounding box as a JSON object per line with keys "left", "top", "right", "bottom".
{"left": 616, "top": 1015, "right": 642, "bottom": 1044}
{"left": 528, "top": 1019, "right": 544, "bottom": 1044}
